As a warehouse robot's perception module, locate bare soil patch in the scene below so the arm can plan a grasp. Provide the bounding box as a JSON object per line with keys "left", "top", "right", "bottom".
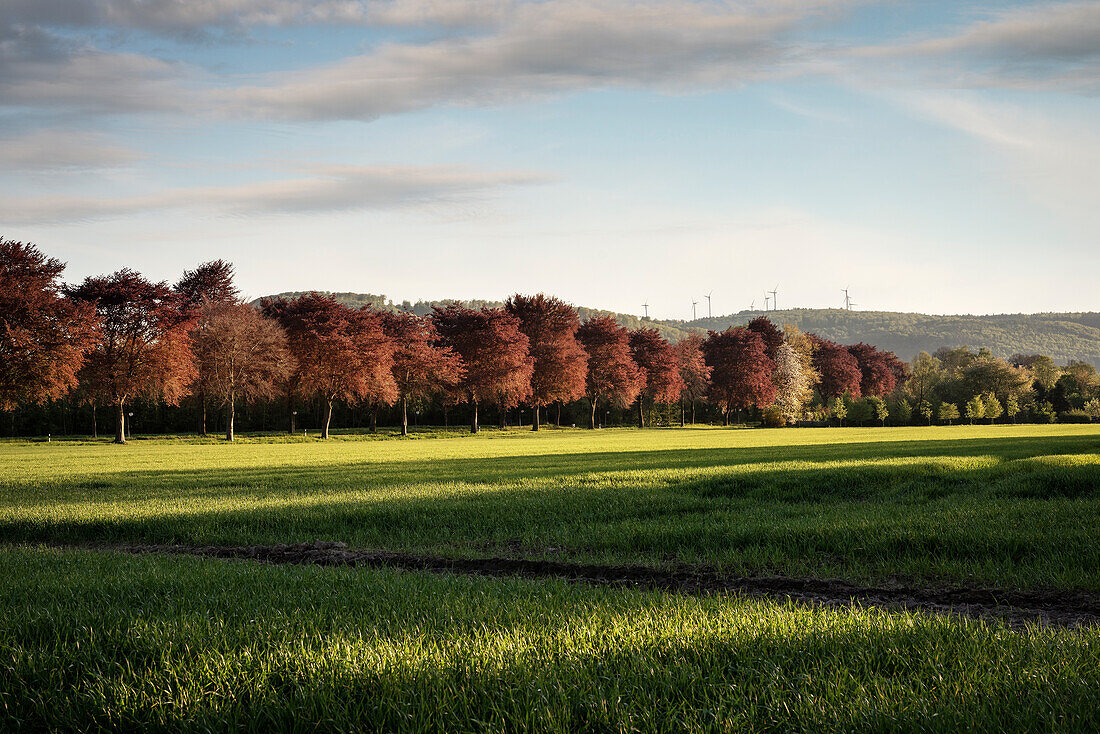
{"left": 105, "top": 542, "right": 1100, "bottom": 629}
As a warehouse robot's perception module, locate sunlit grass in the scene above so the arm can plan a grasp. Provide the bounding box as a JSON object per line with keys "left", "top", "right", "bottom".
{"left": 2, "top": 546, "right": 1098, "bottom": 732}
{"left": 2, "top": 424, "right": 1099, "bottom": 589}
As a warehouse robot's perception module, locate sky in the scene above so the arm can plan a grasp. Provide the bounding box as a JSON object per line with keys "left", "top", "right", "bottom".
{"left": 2, "top": 0, "right": 1098, "bottom": 319}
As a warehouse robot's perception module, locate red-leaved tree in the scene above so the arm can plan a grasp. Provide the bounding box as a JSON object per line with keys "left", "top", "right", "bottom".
{"left": 629, "top": 328, "right": 684, "bottom": 428}
{"left": 810, "top": 335, "right": 862, "bottom": 399}
{"left": 381, "top": 311, "right": 465, "bottom": 436}
{"left": 265, "top": 293, "right": 396, "bottom": 438}
{"left": 504, "top": 294, "right": 587, "bottom": 431}
{"left": 847, "top": 342, "right": 904, "bottom": 397}
{"left": 676, "top": 332, "right": 711, "bottom": 426}
{"left": 577, "top": 316, "right": 643, "bottom": 429}
{"left": 432, "top": 305, "right": 533, "bottom": 433}
{"left": 0, "top": 239, "right": 98, "bottom": 411}
{"left": 67, "top": 269, "right": 196, "bottom": 443}
{"left": 703, "top": 327, "right": 776, "bottom": 425}
{"left": 746, "top": 316, "right": 784, "bottom": 361}
{"left": 192, "top": 302, "right": 293, "bottom": 441}
{"left": 175, "top": 260, "right": 241, "bottom": 435}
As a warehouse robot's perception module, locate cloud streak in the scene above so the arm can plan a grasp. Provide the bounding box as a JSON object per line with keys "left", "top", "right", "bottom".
{"left": 0, "top": 164, "right": 549, "bottom": 224}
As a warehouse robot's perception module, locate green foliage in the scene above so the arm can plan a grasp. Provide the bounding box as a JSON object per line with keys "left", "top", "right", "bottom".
{"left": 829, "top": 396, "right": 848, "bottom": 425}
{"left": 1085, "top": 399, "right": 1100, "bottom": 419}
{"left": 965, "top": 396, "right": 986, "bottom": 424}
{"left": 847, "top": 398, "right": 874, "bottom": 426}
{"left": 1006, "top": 394, "right": 1021, "bottom": 421}
{"left": 983, "top": 393, "right": 1004, "bottom": 423}
{"left": 867, "top": 396, "right": 889, "bottom": 426}
{"left": 1033, "top": 401, "right": 1057, "bottom": 424}
{"left": 918, "top": 400, "right": 934, "bottom": 425}
{"left": 937, "top": 401, "right": 960, "bottom": 424}
{"left": 891, "top": 398, "right": 912, "bottom": 425}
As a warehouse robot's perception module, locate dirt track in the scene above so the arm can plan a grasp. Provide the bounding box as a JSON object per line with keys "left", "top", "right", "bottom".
{"left": 89, "top": 541, "right": 1099, "bottom": 629}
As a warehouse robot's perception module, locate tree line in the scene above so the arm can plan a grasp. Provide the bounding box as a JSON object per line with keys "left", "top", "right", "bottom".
{"left": 3, "top": 239, "right": 1097, "bottom": 442}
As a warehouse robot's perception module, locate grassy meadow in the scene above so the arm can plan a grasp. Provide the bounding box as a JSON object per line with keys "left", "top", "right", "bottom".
{"left": 2, "top": 424, "right": 1099, "bottom": 589}
{"left": 3, "top": 424, "right": 1100, "bottom": 730}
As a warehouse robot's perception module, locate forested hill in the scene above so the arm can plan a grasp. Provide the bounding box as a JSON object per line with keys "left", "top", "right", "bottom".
{"left": 256, "top": 293, "right": 1100, "bottom": 366}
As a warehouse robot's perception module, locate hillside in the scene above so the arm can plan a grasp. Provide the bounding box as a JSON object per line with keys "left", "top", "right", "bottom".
{"left": 256, "top": 293, "right": 1100, "bottom": 366}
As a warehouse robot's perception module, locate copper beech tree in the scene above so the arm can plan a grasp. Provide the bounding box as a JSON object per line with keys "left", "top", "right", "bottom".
{"left": 810, "top": 335, "right": 863, "bottom": 399}
{"left": 266, "top": 293, "right": 395, "bottom": 439}
{"left": 629, "top": 328, "right": 684, "bottom": 428}
{"left": 577, "top": 316, "right": 642, "bottom": 429}
{"left": 175, "top": 260, "right": 241, "bottom": 435}
{"left": 0, "top": 240, "right": 98, "bottom": 412}
{"left": 703, "top": 327, "right": 776, "bottom": 425}
{"left": 676, "top": 332, "right": 710, "bottom": 426}
{"left": 66, "top": 269, "right": 196, "bottom": 443}
{"left": 432, "top": 305, "right": 533, "bottom": 432}
{"left": 192, "top": 302, "right": 293, "bottom": 441}
{"left": 504, "top": 294, "right": 587, "bottom": 431}
{"left": 381, "top": 311, "right": 464, "bottom": 436}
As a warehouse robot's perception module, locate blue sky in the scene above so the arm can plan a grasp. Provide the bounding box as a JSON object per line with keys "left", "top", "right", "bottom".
{"left": 2, "top": 0, "right": 1098, "bottom": 318}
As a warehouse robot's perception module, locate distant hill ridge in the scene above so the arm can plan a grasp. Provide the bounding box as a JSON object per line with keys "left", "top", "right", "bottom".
{"left": 255, "top": 292, "right": 1100, "bottom": 366}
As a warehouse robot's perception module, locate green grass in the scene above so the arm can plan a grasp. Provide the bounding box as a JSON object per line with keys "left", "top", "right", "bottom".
{"left": 3, "top": 424, "right": 1100, "bottom": 590}
{"left": 2, "top": 546, "right": 1099, "bottom": 732}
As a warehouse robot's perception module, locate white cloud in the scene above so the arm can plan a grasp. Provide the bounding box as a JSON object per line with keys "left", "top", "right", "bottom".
{"left": 221, "top": 0, "right": 850, "bottom": 121}
{"left": 0, "top": 163, "right": 549, "bottom": 224}
{"left": 0, "top": 130, "right": 143, "bottom": 170}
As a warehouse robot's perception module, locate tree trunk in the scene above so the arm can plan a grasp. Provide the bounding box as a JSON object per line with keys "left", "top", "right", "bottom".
{"left": 589, "top": 399, "right": 597, "bottom": 429}
{"left": 499, "top": 405, "right": 506, "bottom": 429}
{"left": 723, "top": 408, "right": 730, "bottom": 426}
{"left": 470, "top": 401, "right": 479, "bottom": 433}
{"left": 532, "top": 405, "right": 540, "bottom": 431}
{"left": 637, "top": 400, "right": 645, "bottom": 429}
{"left": 199, "top": 389, "right": 207, "bottom": 436}
{"left": 401, "top": 397, "right": 408, "bottom": 436}
{"left": 556, "top": 402, "right": 562, "bottom": 427}
{"left": 287, "top": 392, "right": 295, "bottom": 434}
{"left": 91, "top": 404, "right": 97, "bottom": 439}
{"left": 443, "top": 405, "right": 449, "bottom": 427}
{"left": 323, "top": 400, "right": 333, "bottom": 439}
{"left": 680, "top": 398, "right": 685, "bottom": 427}
{"left": 691, "top": 399, "right": 696, "bottom": 425}
{"left": 115, "top": 400, "right": 126, "bottom": 444}
{"left": 371, "top": 406, "right": 378, "bottom": 433}
{"left": 226, "top": 393, "right": 235, "bottom": 442}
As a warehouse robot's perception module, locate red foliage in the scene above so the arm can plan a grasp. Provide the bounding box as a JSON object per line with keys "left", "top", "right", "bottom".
{"left": 432, "top": 305, "right": 533, "bottom": 432}
{"left": 676, "top": 333, "right": 711, "bottom": 424}
{"left": 746, "top": 316, "right": 784, "bottom": 361}
{"left": 262, "top": 293, "right": 395, "bottom": 438}
{"left": 629, "top": 328, "right": 684, "bottom": 427}
{"left": 174, "top": 260, "right": 239, "bottom": 312}
{"left": 504, "top": 294, "right": 587, "bottom": 429}
{"left": 809, "top": 335, "right": 862, "bottom": 399}
{"left": 847, "top": 342, "right": 902, "bottom": 397}
{"left": 576, "top": 316, "right": 643, "bottom": 429}
{"left": 66, "top": 269, "right": 196, "bottom": 442}
{"left": 0, "top": 239, "right": 98, "bottom": 411}
{"left": 381, "top": 311, "right": 465, "bottom": 435}
{"left": 703, "top": 327, "right": 776, "bottom": 423}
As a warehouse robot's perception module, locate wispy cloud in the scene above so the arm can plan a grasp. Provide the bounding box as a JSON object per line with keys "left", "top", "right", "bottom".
{"left": 0, "top": 130, "right": 144, "bottom": 170}
{"left": 0, "top": 163, "right": 549, "bottom": 224}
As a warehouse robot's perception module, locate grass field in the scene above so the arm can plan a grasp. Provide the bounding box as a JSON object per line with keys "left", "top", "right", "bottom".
{"left": 3, "top": 424, "right": 1099, "bottom": 589}
{"left": 3, "top": 425, "right": 1099, "bottom": 730}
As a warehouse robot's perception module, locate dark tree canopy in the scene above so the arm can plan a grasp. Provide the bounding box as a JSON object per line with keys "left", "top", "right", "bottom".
{"left": 577, "top": 316, "right": 643, "bottom": 429}
{"left": 703, "top": 327, "right": 776, "bottom": 423}
{"left": 432, "top": 305, "right": 533, "bottom": 432}
{"left": 0, "top": 239, "right": 98, "bottom": 411}
{"left": 66, "top": 269, "right": 196, "bottom": 442}
{"left": 746, "top": 316, "right": 784, "bottom": 361}
{"left": 676, "top": 332, "right": 711, "bottom": 425}
{"left": 810, "top": 335, "right": 862, "bottom": 399}
{"left": 847, "top": 342, "right": 902, "bottom": 397}
{"left": 174, "top": 260, "right": 239, "bottom": 312}
{"left": 504, "top": 294, "right": 587, "bottom": 430}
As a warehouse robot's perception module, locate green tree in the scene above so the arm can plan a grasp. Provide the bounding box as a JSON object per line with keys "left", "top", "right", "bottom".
{"left": 868, "top": 396, "right": 889, "bottom": 426}
{"left": 938, "top": 401, "right": 960, "bottom": 425}
{"left": 906, "top": 352, "right": 944, "bottom": 406}
{"left": 964, "top": 395, "right": 985, "bottom": 424}
{"left": 847, "top": 397, "right": 874, "bottom": 426}
{"left": 1005, "top": 394, "right": 1020, "bottom": 423}
{"left": 983, "top": 392, "right": 1003, "bottom": 423}
{"left": 830, "top": 396, "right": 847, "bottom": 427}
{"left": 1084, "top": 398, "right": 1100, "bottom": 420}
{"left": 891, "top": 398, "right": 912, "bottom": 425}
{"left": 918, "top": 400, "right": 933, "bottom": 425}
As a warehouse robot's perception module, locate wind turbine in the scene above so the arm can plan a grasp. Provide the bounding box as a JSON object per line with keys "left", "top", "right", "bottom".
{"left": 763, "top": 293, "right": 771, "bottom": 312}
{"left": 770, "top": 284, "right": 779, "bottom": 312}
{"left": 691, "top": 300, "right": 698, "bottom": 321}
{"left": 842, "top": 288, "right": 853, "bottom": 311}
{"left": 749, "top": 299, "right": 755, "bottom": 312}
{"left": 642, "top": 302, "right": 649, "bottom": 319}
{"left": 705, "top": 291, "right": 713, "bottom": 319}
